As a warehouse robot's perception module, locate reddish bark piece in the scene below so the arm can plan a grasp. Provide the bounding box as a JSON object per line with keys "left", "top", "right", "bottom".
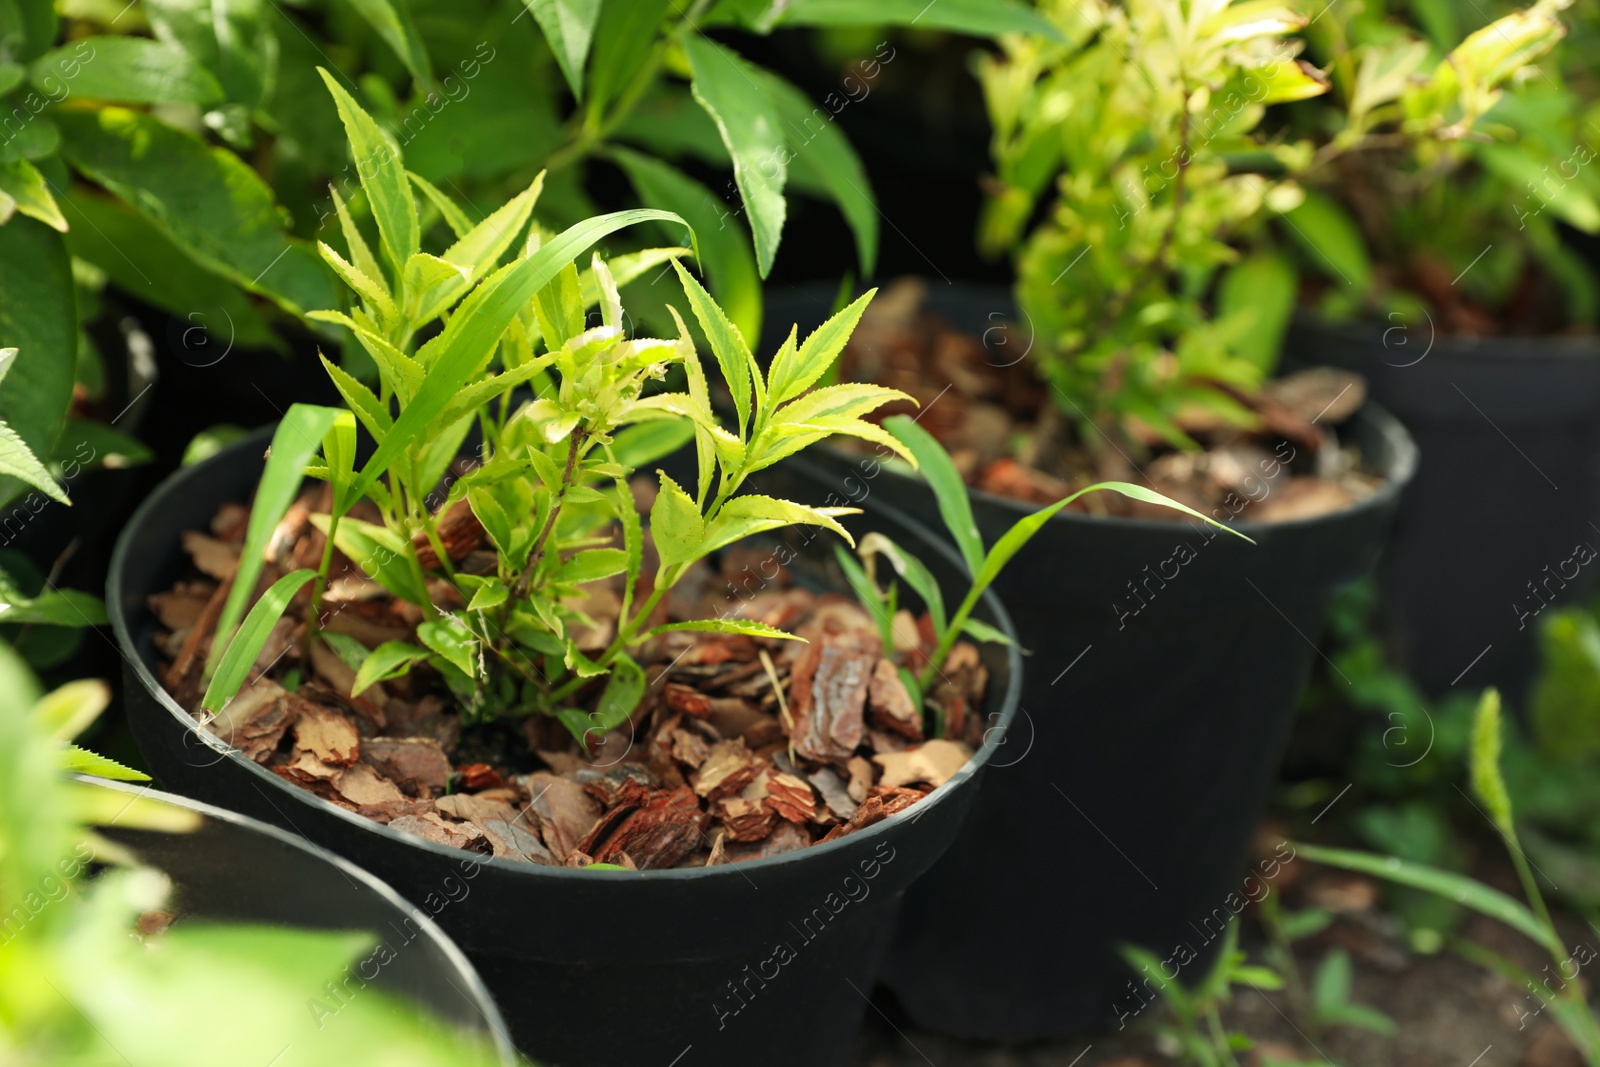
{"left": 714, "top": 795, "right": 777, "bottom": 842}
{"left": 764, "top": 772, "right": 818, "bottom": 824}
{"left": 412, "top": 497, "right": 486, "bottom": 571}
{"left": 210, "top": 502, "right": 249, "bottom": 541}
{"left": 664, "top": 683, "right": 713, "bottom": 717}
{"left": 819, "top": 785, "right": 926, "bottom": 842}
{"left": 868, "top": 658, "right": 923, "bottom": 742}
{"left": 389, "top": 812, "right": 484, "bottom": 851}
{"left": 691, "top": 740, "right": 765, "bottom": 800}
{"left": 588, "top": 786, "right": 710, "bottom": 869}
{"left": 872, "top": 739, "right": 973, "bottom": 790}
{"left": 181, "top": 530, "right": 239, "bottom": 581}
{"left": 789, "top": 599, "right": 882, "bottom": 762}
{"left": 291, "top": 700, "right": 359, "bottom": 767}
{"left": 527, "top": 772, "right": 602, "bottom": 862}
{"left": 457, "top": 763, "right": 505, "bottom": 791}
{"left": 679, "top": 633, "right": 759, "bottom": 667}
{"left": 206, "top": 680, "right": 294, "bottom": 763}
{"left": 360, "top": 737, "right": 451, "bottom": 798}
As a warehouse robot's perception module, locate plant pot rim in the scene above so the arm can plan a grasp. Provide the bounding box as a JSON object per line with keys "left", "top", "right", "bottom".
{"left": 109, "top": 425, "right": 1024, "bottom": 884}
{"left": 77, "top": 775, "right": 519, "bottom": 1065}
{"left": 1291, "top": 309, "right": 1600, "bottom": 358}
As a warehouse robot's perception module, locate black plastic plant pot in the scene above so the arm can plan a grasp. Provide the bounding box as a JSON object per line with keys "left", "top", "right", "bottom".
{"left": 108, "top": 428, "right": 1022, "bottom": 1067}
{"left": 81, "top": 777, "right": 517, "bottom": 1064}
{"left": 1284, "top": 316, "right": 1600, "bottom": 702}
{"left": 762, "top": 286, "right": 1417, "bottom": 1039}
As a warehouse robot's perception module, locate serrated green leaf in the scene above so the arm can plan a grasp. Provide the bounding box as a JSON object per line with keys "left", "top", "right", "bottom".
{"left": 650, "top": 470, "right": 703, "bottom": 570}
{"left": 883, "top": 413, "right": 981, "bottom": 575}
{"left": 320, "top": 240, "right": 399, "bottom": 325}
{"left": 442, "top": 172, "right": 545, "bottom": 287}
{"left": 683, "top": 36, "right": 787, "bottom": 278}
{"left": 767, "top": 290, "right": 877, "bottom": 408}
{"left": 330, "top": 184, "right": 387, "bottom": 298}
{"left": 319, "top": 67, "right": 419, "bottom": 271}
{"left": 0, "top": 420, "right": 67, "bottom": 504}
{"left": 671, "top": 258, "right": 755, "bottom": 434}
{"left": 203, "top": 569, "right": 318, "bottom": 714}
{"left": 319, "top": 353, "right": 392, "bottom": 442}
{"left": 60, "top": 745, "right": 149, "bottom": 781}
{"left": 961, "top": 617, "right": 1016, "bottom": 648}
{"left": 347, "top": 209, "right": 685, "bottom": 504}
{"left": 645, "top": 619, "right": 806, "bottom": 641}
{"left": 407, "top": 171, "right": 473, "bottom": 238}
{"left": 702, "top": 495, "right": 858, "bottom": 561}
{"left": 776, "top": 382, "right": 911, "bottom": 426}
{"left": 0, "top": 221, "right": 76, "bottom": 511}
{"left": 402, "top": 251, "right": 472, "bottom": 326}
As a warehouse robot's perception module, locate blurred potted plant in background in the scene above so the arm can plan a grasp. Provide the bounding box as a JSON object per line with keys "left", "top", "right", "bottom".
{"left": 748, "top": 0, "right": 1419, "bottom": 1039}
{"left": 1276, "top": 0, "right": 1600, "bottom": 700}
{"left": 0, "top": 633, "right": 519, "bottom": 1066}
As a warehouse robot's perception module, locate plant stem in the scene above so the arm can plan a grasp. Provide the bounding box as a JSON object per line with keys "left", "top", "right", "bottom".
{"left": 303, "top": 510, "right": 342, "bottom": 659}
{"left": 548, "top": 578, "right": 671, "bottom": 704}
{"left": 918, "top": 583, "right": 983, "bottom": 693}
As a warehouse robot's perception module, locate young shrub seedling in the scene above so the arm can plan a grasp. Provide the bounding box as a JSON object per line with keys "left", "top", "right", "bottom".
{"left": 1299, "top": 689, "right": 1600, "bottom": 1063}
{"left": 833, "top": 414, "right": 1251, "bottom": 737}
{"left": 198, "top": 74, "right": 917, "bottom": 750}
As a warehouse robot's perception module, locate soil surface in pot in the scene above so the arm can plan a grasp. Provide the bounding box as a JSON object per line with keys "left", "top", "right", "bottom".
{"left": 842, "top": 280, "right": 1383, "bottom": 523}
{"left": 150, "top": 479, "right": 991, "bottom": 869}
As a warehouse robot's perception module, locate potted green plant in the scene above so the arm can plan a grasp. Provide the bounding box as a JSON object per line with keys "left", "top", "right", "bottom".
{"left": 98, "top": 75, "right": 1037, "bottom": 1065}
{"left": 764, "top": 0, "right": 1434, "bottom": 1038}
{"left": 0, "top": 637, "right": 519, "bottom": 1066}
{"left": 1275, "top": 0, "right": 1599, "bottom": 699}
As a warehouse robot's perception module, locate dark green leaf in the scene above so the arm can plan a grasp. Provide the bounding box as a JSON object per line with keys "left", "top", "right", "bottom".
{"left": 610, "top": 146, "right": 761, "bottom": 340}
{"left": 56, "top": 109, "right": 337, "bottom": 316}
{"left": 753, "top": 68, "right": 877, "bottom": 275}
{"left": 0, "top": 218, "right": 75, "bottom": 510}
{"left": 524, "top": 0, "right": 600, "bottom": 98}
{"left": 310, "top": 515, "right": 431, "bottom": 606}
{"left": 343, "top": 0, "right": 433, "bottom": 86}
{"left": 30, "top": 37, "right": 222, "bottom": 104}
{"left": 777, "top": 0, "right": 1062, "bottom": 38}
{"left": 683, "top": 35, "right": 786, "bottom": 277}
